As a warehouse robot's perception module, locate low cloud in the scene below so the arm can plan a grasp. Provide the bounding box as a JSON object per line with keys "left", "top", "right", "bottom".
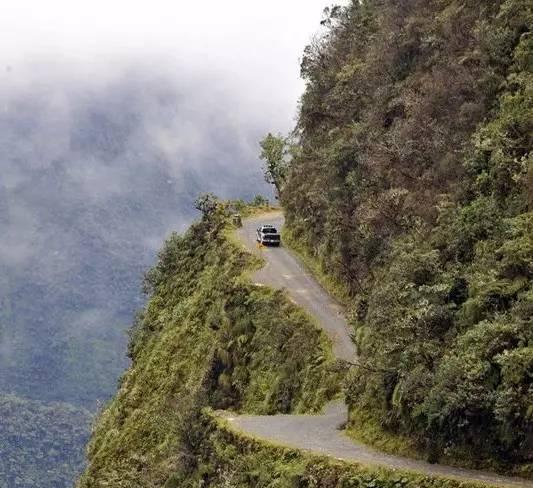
{"left": 0, "top": 63, "right": 276, "bottom": 405}
{"left": 0, "top": 0, "right": 337, "bottom": 408}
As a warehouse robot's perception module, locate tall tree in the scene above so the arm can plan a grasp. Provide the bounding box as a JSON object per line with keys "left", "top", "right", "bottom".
{"left": 259, "top": 133, "right": 290, "bottom": 196}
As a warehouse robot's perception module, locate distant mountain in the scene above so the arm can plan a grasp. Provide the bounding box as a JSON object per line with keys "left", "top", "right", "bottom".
{"left": 0, "top": 68, "right": 270, "bottom": 486}
{"left": 0, "top": 394, "right": 91, "bottom": 488}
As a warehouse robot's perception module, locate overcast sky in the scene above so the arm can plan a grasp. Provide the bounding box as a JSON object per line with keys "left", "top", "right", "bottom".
{"left": 1, "top": 0, "right": 338, "bottom": 129}
{"left": 0, "top": 0, "right": 345, "bottom": 414}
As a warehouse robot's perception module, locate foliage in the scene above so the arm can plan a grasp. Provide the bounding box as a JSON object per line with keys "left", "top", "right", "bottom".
{"left": 0, "top": 394, "right": 91, "bottom": 488}
{"left": 77, "top": 0, "right": 533, "bottom": 483}
{"left": 195, "top": 193, "right": 225, "bottom": 220}
{"left": 259, "top": 133, "right": 292, "bottom": 196}
{"left": 169, "top": 410, "right": 497, "bottom": 488}
{"left": 284, "top": 0, "right": 531, "bottom": 286}
{"left": 274, "top": 0, "right": 532, "bottom": 472}
{"left": 282, "top": 225, "right": 352, "bottom": 305}
{"left": 0, "top": 76, "right": 271, "bottom": 487}
{"left": 227, "top": 195, "right": 277, "bottom": 217}
{"left": 78, "top": 212, "right": 341, "bottom": 487}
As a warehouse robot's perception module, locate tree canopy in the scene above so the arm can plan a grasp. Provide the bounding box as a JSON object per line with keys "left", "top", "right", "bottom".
{"left": 274, "top": 0, "right": 532, "bottom": 470}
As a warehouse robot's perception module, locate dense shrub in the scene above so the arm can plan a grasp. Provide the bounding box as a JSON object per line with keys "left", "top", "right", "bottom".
{"left": 78, "top": 211, "right": 341, "bottom": 487}
{"left": 170, "top": 411, "right": 497, "bottom": 488}
{"left": 280, "top": 0, "right": 532, "bottom": 471}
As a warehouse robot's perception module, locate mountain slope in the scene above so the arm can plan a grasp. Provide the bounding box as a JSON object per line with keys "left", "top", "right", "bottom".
{"left": 225, "top": 213, "right": 531, "bottom": 487}
{"left": 0, "top": 394, "right": 91, "bottom": 488}
{"left": 0, "top": 71, "right": 270, "bottom": 486}
{"left": 280, "top": 0, "right": 532, "bottom": 471}
{"left": 78, "top": 0, "right": 531, "bottom": 485}
{"left": 77, "top": 205, "right": 341, "bottom": 487}
{"left": 79, "top": 205, "right": 532, "bottom": 487}
{"left": 236, "top": 212, "right": 356, "bottom": 361}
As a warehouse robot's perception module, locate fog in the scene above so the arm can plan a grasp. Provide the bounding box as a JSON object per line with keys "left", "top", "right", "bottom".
{"left": 0, "top": 68, "right": 274, "bottom": 404}
{"left": 0, "top": 1, "right": 335, "bottom": 273}
{"left": 1, "top": 1, "right": 332, "bottom": 122}
{"left": 0, "top": 2, "right": 335, "bottom": 484}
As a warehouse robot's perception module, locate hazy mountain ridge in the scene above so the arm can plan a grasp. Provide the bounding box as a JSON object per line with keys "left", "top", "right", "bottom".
{"left": 0, "top": 394, "right": 91, "bottom": 488}
{"left": 0, "top": 69, "right": 270, "bottom": 486}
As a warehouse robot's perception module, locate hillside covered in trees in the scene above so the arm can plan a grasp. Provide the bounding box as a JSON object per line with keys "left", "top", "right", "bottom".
{"left": 0, "top": 73, "right": 269, "bottom": 486}
{"left": 276, "top": 0, "right": 531, "bottom": 472}
{"left": 78, "top": 0, "right": 531, "bottom": 486}
{"left": 0, "top": 395, "right": 90, "bottom": 488}
{"left": 77, "top": 201, "right": 342, "bottom": 487}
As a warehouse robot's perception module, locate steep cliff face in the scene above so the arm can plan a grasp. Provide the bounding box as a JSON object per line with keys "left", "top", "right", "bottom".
{"left": 77, "top": 210, "right": 341, "bottom": 488}
{"left": 281, "top": 0, "right": 532, "bottom": 469}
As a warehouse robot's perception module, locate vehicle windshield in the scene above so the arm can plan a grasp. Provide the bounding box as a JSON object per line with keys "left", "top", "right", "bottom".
{"left": 262, "top": 227, "right": 278, "bottom": 233}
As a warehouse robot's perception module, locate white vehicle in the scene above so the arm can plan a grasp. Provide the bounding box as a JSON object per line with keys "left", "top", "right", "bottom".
{"left": 256, "top": 224, "right": 281, "bottom": 246}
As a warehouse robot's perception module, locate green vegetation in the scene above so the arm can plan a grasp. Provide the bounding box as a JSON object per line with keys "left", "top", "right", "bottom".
{"left": 166, "top": 409, "right": 498, "bottom": 488}
{"left": 77, "top": 201, "right": 341, "bottom": 488}
{"left": 79, "top": 0, "right": 532, "bottom": 484}
{"left": 0, "top": 76, "right": 273, "bottom": 487}
{"left": 0, "top": 394, "right": 91, "bottom": 488}
{"left": 277, "top": 0, "right": 532, "bottom": 474}
{"left": 259, "top": 133, "right": 293, "bottom": 196}
{"left": 345, "top": 405, "right": 421, "bottom": 463}
{"left": 225, "top": 194, "right": 279, "bottom": 218}
{"left": 282, "top": 225, "right": 352, "bottom": 306}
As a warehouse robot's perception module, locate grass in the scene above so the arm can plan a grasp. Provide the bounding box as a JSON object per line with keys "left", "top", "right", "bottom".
{"left": 281, "top": 225, "right": 352, "bottom": 307}
{"left": 78, "top": 214, "right": 343, "bottom": 487}
{"left": 179, "top": 408, "right": 503, "bottom": 488}
{"left": 346, "top": 407, "right": 533, "bottom": 479}
{"left": 79, "top": 207, "right": 529, "bottom": 487}
{"left": 223, "top": 206, "right": 281, "bottom": 282}
{"left": 345, "top": 407, "right": 422, "bottom": 461}
{"left": 227, "top": 199, "right": 281, "bottom": 218}
{"left": 281, "top": 219, "right": 533, "bottom": 480}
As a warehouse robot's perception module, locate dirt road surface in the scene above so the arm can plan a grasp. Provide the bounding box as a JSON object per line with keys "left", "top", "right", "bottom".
{"left": 227, "top": 211, "right": 532, "bottom": 488}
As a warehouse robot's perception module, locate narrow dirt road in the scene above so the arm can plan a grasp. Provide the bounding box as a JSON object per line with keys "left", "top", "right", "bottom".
{"left": 228, "top": 211, "right": 533, "bottom": 488}
{"left": 236, "top": 211, "right": 356, "bottom": 361}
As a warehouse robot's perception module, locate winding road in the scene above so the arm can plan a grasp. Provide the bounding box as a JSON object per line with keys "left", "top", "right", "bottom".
{"left": 226, "top": 211, "right": 533, "bottom": 488}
